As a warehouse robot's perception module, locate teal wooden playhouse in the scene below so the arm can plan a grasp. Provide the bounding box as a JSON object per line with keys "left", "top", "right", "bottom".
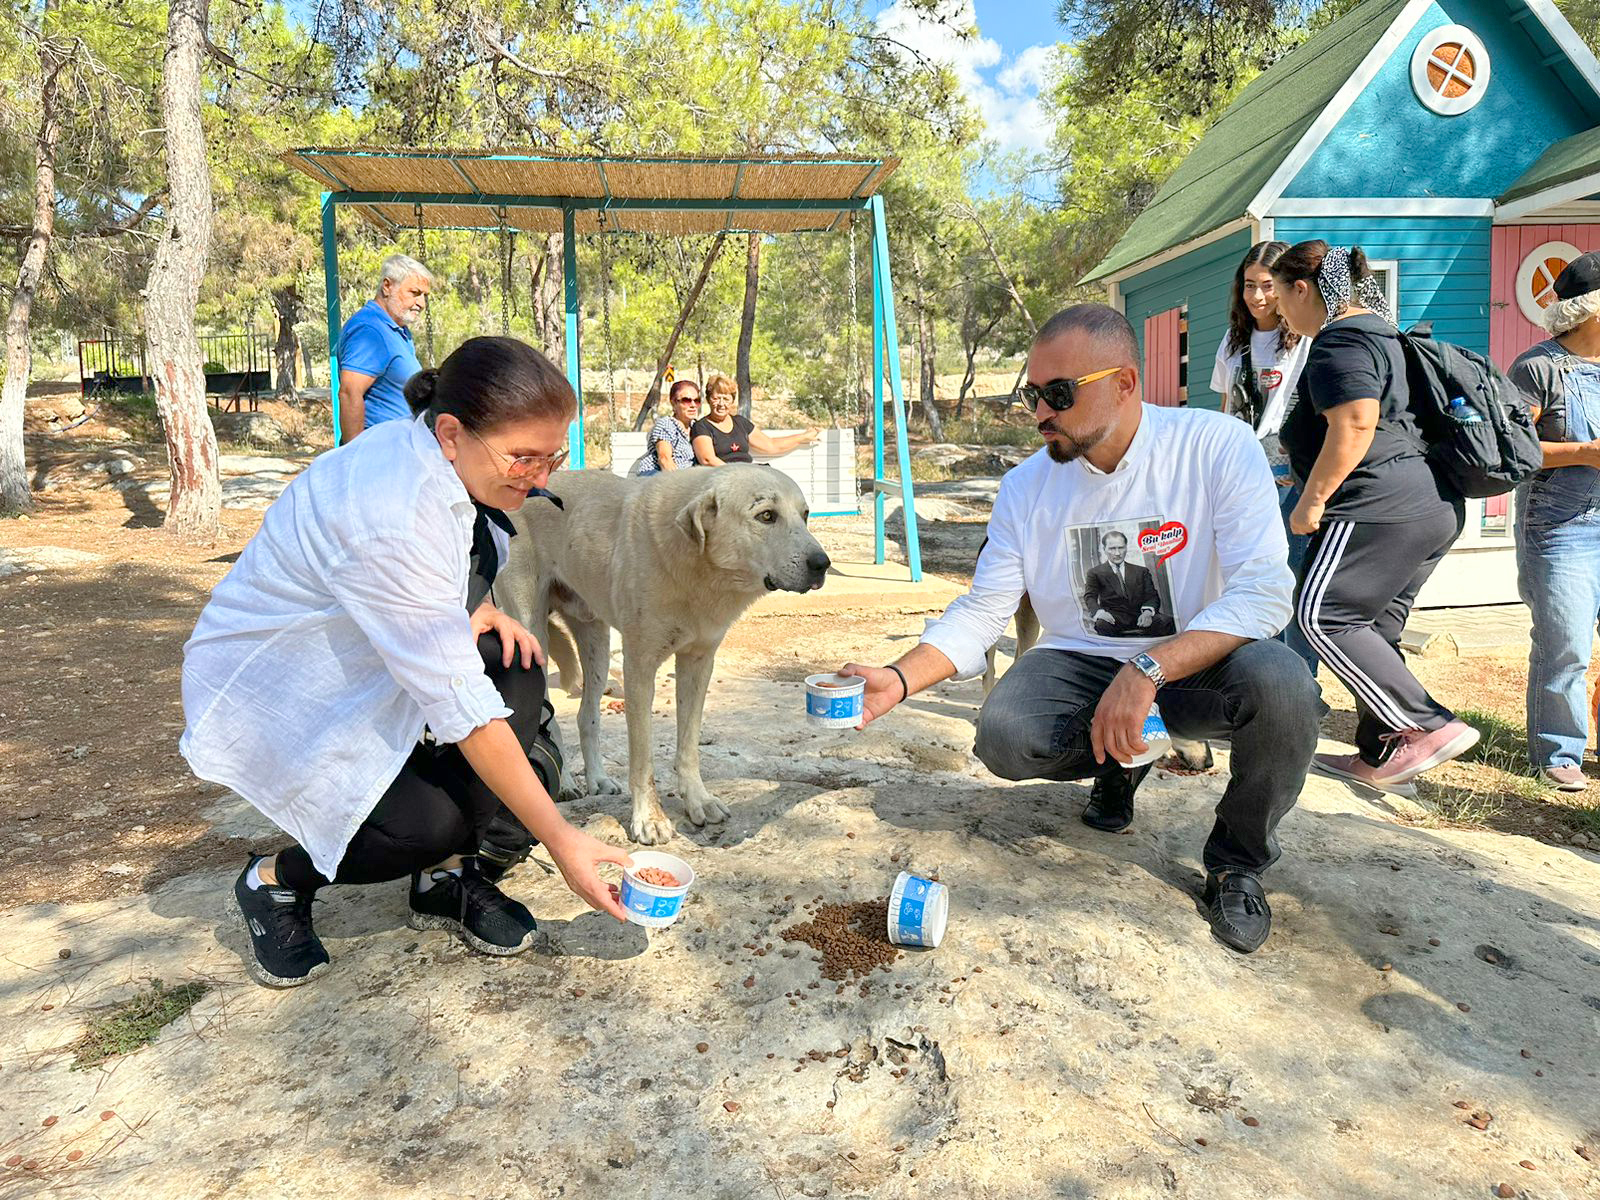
{"left": 1086, "top": 0, "right": 1600, "bottom": 605}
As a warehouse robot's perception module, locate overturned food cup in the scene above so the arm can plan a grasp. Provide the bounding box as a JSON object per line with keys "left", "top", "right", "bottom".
{"left": 619, "top": 850, "right": 695, "bottom": 928}
{"left": 887, "top": 871, "right": 949, "bottom": 948}
{"left": 805, "top": 672, "right": 866, "bottom": 729}
{"left": 1118, "top": 702, "right": 1172, "bottom": 768}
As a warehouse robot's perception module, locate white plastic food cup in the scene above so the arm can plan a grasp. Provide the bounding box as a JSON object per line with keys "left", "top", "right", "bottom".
{"left": 619, "top": 850, "right": 695, "bottom": 928}
{"left": 1117, "top": 703, "right": 1172, "bottom": 768}
{"left": 886, "top": 871, "right": 949, "bottom": 948}
{"left": 805, "top": 672, "right": 866, "bottom": 729}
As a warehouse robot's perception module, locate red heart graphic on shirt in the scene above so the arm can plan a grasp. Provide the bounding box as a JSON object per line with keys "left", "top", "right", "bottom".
{"left": 1259, "top": 369, "right": 1282, "bottom": 390}
{"left": 1137, "top": 521, "right": 1188, "bottom": 564}
{"left": 730, "top": 443, "right": 743, "bottom": 452}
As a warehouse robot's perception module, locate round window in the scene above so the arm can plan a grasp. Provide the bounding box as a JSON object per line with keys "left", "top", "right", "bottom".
{"left": 1411, "top": 24, "right": 1491, "bottom": 116}
{"left": 1515, "top": 241, "right": 1582, "bottom": 327}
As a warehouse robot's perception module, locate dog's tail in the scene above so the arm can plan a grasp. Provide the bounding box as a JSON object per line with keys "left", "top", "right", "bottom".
{"left": 545, "top": 612, "right": 582, "bottom": 697}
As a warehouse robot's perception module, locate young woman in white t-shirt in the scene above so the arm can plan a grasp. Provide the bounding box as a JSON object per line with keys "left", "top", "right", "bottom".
{"left": 1211, "top": 240, "right": 1317, "bottom": 676}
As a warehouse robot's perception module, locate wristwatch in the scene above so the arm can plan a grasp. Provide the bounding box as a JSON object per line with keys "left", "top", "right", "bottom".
{"left": 1127, "top": 652, "right": 1166, "bottom": 689}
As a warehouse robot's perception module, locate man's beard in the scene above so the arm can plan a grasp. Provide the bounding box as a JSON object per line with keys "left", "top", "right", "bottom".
{"left": 1040, "top": 418, "right": 1109, "bottom": 463}
{"left": 395, "top": 308, "right": 422, "bottom": 327}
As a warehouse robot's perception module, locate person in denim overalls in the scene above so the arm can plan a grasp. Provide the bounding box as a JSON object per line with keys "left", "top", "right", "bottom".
{"left": 1509, "top": 251, "right": 1600, "bottom": 792}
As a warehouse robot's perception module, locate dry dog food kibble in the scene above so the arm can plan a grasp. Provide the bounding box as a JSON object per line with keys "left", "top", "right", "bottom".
{"left": 780, "top": 898, "right": 900, "bottom": 980}
{"left": 634, "top": 867, "right": 680, "bottom": 887}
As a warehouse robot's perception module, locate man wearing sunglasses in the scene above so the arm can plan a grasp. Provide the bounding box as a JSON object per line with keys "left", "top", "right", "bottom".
{"left": 840, "top": 304, "right": 1319, "bottom": 954}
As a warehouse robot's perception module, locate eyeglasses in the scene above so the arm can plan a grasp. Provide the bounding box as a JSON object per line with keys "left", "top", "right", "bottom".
{"left": 468, "top": 428, "right": 569, "bottom": 479}
{"left": 1014, "top": 367, "right": 1123, "bottom": 413}
{"left": 675, "top": 396, "right": 703, "bottom": 406}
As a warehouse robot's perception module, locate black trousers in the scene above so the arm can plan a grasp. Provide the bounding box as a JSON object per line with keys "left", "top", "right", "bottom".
{"left": 277, "top": 634, "right": 548, "bottom": 893}
{"left": 1294, "top": 508, "right": 1464, "bottom": 763}
{"left": 972, "top": 640, "right": 1320, "bottom": 875}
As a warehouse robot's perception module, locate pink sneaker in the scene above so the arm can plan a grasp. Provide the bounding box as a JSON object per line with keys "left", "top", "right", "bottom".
{"left": 1312, "top": 752, "right": 1417, "bottom": 797}
{"left": 1370, "top": 719, "right": 1480, "bottom": 786}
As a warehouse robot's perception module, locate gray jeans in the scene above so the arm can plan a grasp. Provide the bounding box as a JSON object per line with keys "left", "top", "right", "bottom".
{"left": 973, "top": 640, "right": 1319, "bottom": 875}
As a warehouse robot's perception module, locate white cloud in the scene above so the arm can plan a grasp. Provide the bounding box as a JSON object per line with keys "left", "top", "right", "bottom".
{"left": 875, "top": 1, "right": 1057, "bottom": 155}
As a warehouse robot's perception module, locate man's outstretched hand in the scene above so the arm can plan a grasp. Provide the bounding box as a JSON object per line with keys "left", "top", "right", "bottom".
{"left": 839, "top": 663, "right": 903, "bottom": 729}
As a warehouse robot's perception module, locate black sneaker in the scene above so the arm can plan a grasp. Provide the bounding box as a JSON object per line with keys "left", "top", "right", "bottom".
{"left": 232, "top": 858, "right": 330, "bottom": 987}
{"left": 1201, "top": 870, "right": 1272, "bottom": 954}
{"left": 408, "top": 858, "right": 538, "bottom": 955}
{"left": 1082, "top": 763, "right": 1150, "bottom": 832}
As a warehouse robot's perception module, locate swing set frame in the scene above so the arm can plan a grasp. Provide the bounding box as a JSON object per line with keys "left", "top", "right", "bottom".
{"left": 286, "top": 147, "right": 922, "bottom": 581}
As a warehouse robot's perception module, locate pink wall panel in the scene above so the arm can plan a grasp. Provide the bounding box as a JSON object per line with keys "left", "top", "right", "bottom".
{"left": 1144, "top": 308, "right": 1182, "bottom": 407}
{"left": 1491, "top": 225, "right": 1600, "bottom": 368}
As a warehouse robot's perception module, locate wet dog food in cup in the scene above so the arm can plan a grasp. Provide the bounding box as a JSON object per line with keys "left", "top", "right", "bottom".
{"left": 620, "top": 851, "right": 695, "bottom": 928}
{"left": 805, "top": 673, "right": 865, "bottom": 728}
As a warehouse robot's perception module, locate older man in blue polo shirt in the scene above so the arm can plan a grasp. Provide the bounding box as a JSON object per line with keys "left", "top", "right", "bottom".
{"left": 335, "top": 253, "right": 432, "bottom": 443}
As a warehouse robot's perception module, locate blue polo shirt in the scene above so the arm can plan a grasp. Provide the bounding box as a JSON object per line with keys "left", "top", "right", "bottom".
{"left": 336, "top": 300, "right": 421, "bottom": 427}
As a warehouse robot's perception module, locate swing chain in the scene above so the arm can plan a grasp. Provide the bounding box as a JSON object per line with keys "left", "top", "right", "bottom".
{"left": 415, "top": 203, "right": 435, "bottom": 367}
{"left": 598, "top": 233, "right": 617, "bottom": 417}
{"left": 498, "top": 208, "right": 513, "bottom": 337}
{"left": 848, "top": 215, "right": 860, "bottom": 423}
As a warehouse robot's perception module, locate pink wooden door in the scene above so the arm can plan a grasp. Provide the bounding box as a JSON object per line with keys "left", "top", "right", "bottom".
{"left": 1491, "top": 225, "right": 1600, "bottom": 367}
{"left": 1144, "top": 307, "right": 1183, "bottom": 406}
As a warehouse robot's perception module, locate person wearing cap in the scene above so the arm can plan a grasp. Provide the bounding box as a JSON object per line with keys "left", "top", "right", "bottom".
{"left": 1508, "top": 251, "right": 1600, "bottom": 793}
{"left": 838, "top": 303, "right": 1320, "bottom": 956}
{"left": 336, "top": 253, "right": 433, "bottom": 443}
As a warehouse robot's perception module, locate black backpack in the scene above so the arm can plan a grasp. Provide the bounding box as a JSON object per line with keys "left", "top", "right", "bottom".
{"left": 1395, "top": 322, "right": 1542, "bottom": 498}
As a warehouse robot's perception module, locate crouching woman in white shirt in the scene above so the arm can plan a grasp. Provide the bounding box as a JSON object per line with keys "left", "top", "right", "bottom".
{"left": 181, "top": 336, "right": 630, "bottom": 987}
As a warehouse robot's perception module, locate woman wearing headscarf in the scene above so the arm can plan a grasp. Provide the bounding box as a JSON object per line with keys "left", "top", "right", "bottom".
{"left": 1271, "top": 241, "right": 1477, "bottom": 792}
{"left": 1509, "top": 251, "right": 1600, "bottom": 793}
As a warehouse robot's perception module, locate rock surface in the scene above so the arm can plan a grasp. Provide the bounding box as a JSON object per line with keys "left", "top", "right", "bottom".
{"left": 3, "top": 674, "right": 1599, "bottom": 1198}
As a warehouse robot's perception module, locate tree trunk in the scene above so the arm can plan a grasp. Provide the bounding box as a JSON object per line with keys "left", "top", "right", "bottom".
{"left": 300, "top": 341, "right": 316, "bottom": 387}
{"left": 736, "top": 231, "right": 760, "bottom": 418}
{"left": 909, "top": 244, "right": 944, "bottom": 442}
{"left": 961, "top": 204, "right": 1037, "bottom": 336}
{"left": 631, "top": 233, "right": 727, "bottom": 430}
{"left": 0, "top": 26, "right": 68, "bottom": 516}
{"left": 272, "top": 285, "right": 300, "bottom": 401}
{"left": 145, "top": 0, "right": 219, "bottom": 543}
{"left": 530, "top": 233, "right": 564, "bottom": 361}
{"left": 956, "top": 308, "right": 1005, "bottom": 418}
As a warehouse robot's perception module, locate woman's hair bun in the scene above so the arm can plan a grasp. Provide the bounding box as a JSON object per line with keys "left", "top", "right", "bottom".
{"left": 404, "top": 368, "right": 439, "bottom": 416}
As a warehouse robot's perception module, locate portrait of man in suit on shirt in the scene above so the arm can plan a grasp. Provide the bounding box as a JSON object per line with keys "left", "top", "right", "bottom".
{"left": 1081, "top": 528, "right": 1177, "bottom": 638}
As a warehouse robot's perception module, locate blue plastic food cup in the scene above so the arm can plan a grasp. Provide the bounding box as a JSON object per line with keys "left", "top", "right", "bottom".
{"left": 886, "top": 871, "right": 949, "bottom": 948}
{"left": 619, "top": 850, "right": 694, "bottom": 928}
{"left": 1117, "top": 703, "right": 1172, "bottom": 768}
{"left": 805, "top": 672, "right": 866, "bottom": 729}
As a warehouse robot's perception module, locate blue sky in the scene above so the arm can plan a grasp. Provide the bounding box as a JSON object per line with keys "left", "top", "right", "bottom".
{"left": 875, "top": 1, "right": 1069, "bottom": 157}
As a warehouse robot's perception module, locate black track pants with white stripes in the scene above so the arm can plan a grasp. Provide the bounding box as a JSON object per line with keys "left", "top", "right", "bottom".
{"left": 1295, "top": 505, "right": 1465, "bottom": 764}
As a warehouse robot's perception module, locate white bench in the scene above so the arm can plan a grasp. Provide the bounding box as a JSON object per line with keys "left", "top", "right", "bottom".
{"left": 608, "top": 427, "right": 859, "bottom": 517}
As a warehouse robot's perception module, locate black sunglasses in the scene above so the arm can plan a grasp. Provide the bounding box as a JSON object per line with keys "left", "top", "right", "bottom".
{"left": 1014, "top": 367, "right": 1122, "bottom": 412}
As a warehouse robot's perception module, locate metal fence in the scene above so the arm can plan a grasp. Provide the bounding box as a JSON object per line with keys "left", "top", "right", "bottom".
{"left": 77, "top": 331, "right": 272, "bottom": 406}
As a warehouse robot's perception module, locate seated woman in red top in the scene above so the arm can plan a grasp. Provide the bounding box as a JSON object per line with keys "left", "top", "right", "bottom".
{"left": 690, "top": 374, "right": 817, "bottom": 466}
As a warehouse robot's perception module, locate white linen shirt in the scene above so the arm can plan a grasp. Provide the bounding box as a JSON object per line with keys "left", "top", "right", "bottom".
{"left": 921, "top": 404, "right": 1293, "bottom": 679}
{"left": 180, "top": 415, "right": 512, "bottom": 879}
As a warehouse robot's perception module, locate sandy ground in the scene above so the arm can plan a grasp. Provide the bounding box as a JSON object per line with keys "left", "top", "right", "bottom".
{"left": 3, "top": 427, "right": 1600, "bottom": 1198}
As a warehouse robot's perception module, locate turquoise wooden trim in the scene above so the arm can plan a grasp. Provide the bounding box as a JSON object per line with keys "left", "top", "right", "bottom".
{"left": 298, "top": 148, "right": 886, "bottom": 168}
{"left": 1274, "top": 215, "right": 1492, "bottom": 352}
{"left": 872, "top": 195, "right": 920, "bottom": 583}
{"left": 332, "top": 191, "right": 875, "bottom": 213}
{"left": 562, "top": 206, "right": 585, "bottom": 469}
{"left": 322, "top": 192, "right": 343, "bottom": 444}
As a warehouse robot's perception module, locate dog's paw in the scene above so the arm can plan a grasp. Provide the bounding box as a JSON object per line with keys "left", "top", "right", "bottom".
{"left": 683, "top": 787, "right": 730, "bottom": 827}
{"left": 556, "top": 770, "right": 585, "bottom": 802}
{"left": 587, "top": 773, "right": 623, "bottom": 797}
{"left": 630, "top": 811, "right": 675, "bottom": 845}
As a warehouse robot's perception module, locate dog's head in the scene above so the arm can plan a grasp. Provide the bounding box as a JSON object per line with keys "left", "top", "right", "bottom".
{"left": 674, "top": 466, "right": 830, "bottom": 593}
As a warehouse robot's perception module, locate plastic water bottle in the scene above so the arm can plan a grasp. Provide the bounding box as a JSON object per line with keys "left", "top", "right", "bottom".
{"left": 1448, "top": 396, "right": 1484, "bottom": 425}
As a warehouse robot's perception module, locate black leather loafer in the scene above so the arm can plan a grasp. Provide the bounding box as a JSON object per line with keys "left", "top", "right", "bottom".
{"left": 1081, "top": 764, "right": 1150, "bottom": 832}
{"left": 1202, "top": 870, "right": 1272, "bottom": 954}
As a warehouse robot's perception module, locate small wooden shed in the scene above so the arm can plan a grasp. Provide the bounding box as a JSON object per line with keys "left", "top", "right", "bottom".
{"left": 1085, "top": 0, "right": 1600, "bottom": 606}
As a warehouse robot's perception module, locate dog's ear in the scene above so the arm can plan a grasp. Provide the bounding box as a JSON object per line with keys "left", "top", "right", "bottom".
{"left": 675, "top": 488, "right": 719, "bottom": 549}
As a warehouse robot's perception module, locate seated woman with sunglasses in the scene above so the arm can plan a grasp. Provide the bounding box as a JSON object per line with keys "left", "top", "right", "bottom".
{"left": 840, "top": 305, "right": 1318, "bottom": 956}
{"left": 630, "top": 379, "right": 702, "bottom": 476}
{"left": 181, "top": 336, "right": 629, "bottom": 988}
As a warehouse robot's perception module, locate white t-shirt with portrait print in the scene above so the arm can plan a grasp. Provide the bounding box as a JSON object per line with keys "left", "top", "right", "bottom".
{"left": 1210, "top": 327, "right": 1310, "bottom": 475}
